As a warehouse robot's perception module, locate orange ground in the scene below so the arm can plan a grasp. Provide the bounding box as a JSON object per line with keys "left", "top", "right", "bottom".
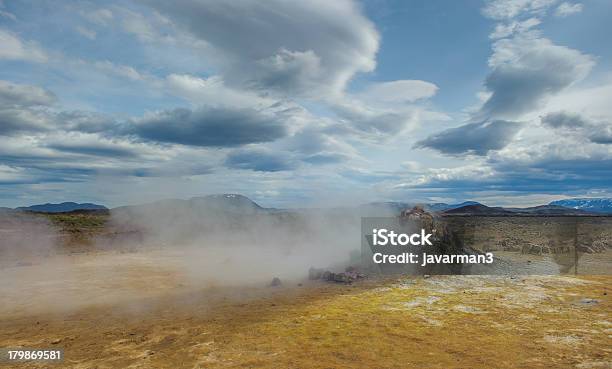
{"left": 1, "top": 273, "right": 610, "bottom": 369}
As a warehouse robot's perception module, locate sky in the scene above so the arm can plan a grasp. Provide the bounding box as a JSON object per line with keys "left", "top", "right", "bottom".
{"left": 0, "top": 0, "right": 611, "bottom": 208}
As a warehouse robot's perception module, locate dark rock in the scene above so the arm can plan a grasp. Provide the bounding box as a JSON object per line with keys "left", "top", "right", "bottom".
{"left": 308, "top": 266, "right": 365, "bottom": 284}
{"left": 268, "top": 277, "right": 282, "bottom": 287}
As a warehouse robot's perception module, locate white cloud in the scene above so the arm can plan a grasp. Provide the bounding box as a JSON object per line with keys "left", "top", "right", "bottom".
{"left": 478, "top": 32, "right": 594, "bottom": 120}
{"left": 0, "top": 9, "right": 16, "bottom": 21}
{"left": 489, "top": 17, "right": 541, "bottom": 39}
{"left": 76, "top": 26, "right": 97, "bottom": 40}
{"left": 0, "top": 80, "right": 57, "bottom": 135}
{"left": 141, "top": 0, "right": 379, "bottom": 97}
{"left": 393, "top": 163, "right": 496, "bottom": 188}
{"left": 92, "top": 60, "right": 145, "bottom": 81}
{"left": 253, "top": 48, "right": 323, "bottom": 96}
{"left": 108, "top": 1, "right": 443, "bottom": 141}
{"left": 165, "top": 74, "right": 272, "bottom": 109}
{"left": 554, "top": 2, "right": 583, "bottom": 17}
{"left": 482, "top": 0, "right": 558, "bottom": 20}
{"left": 0, "top": 80, "right": 56, "bottom": 108}
{"left": 0, "top": 165, "right": 32, "bottom": 184}
{"left": 83, "top": 8, "right": 114, "bottom": 26}
{"left": 545, "top": 80, "right": 612, "bottom": 119}
{"left": 356, "top": 80, "right": 438, "bottom": 104}
{"left": 0, "top": 29, "right": 47, "bottom": 63}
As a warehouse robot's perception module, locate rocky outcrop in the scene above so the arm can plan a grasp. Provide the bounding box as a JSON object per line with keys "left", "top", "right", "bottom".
{"left": 308, "top": 266, "right": 365, "bottom": 284}
{"left": 399, "top": 206, "right": 471, "bottom": 274}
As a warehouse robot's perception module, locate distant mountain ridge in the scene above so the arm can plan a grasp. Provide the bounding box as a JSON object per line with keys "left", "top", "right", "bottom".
{"left": 549, "top": 198, "right": 612, "bottom": 214}
{"left": 443, "top": 203, "right": 514, "bottom": 215}
{"left": 113, "top": 194, "right": 264, "bottom": 215}
{"left": 8, "top": 196, "right": 612, "bottom": 215}
{"left": 443, "top": 203, "right": 595, "bottom": 216}
{"left": 189, "top": 194, "right": 263, "bottom": 213}
{"left": 426, "top": 201, "right": 481, "bottom": 212}
{"left": 16, "top": 202, "right": 107, "bottom": 213}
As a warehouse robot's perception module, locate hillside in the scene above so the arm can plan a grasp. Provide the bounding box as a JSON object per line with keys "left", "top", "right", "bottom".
{"left": 443, "top": 203, "right": 514, "bottom": 215}
{"left": 550, "top": 198, "right": 612, "bottom": 214}
{"left": 426, "top": 201, "right": 481, "bottom": 212}
{"left": 113, "top": 194, "right": 265, "bottom": 215}
{"left": 443, "top": 203, "right": 600, "bottom": 216}
{"left": 17, "top": 202, "right": 107, "bottom": 213}
{"left": 506, "top": 205, "right": 591, "bottom": 215}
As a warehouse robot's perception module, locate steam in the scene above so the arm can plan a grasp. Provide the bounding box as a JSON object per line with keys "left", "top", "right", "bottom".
{"left": 0, "top": 211, "right": 77, "bottom": 316}
{"left": 107, "top": 199, "right": 362, "bottom": 286}
{"left": 0, "top": 211, "right": 60, "bottom": 265}
{"left": 0, "top": 197, "right": 368, "bottom": 317}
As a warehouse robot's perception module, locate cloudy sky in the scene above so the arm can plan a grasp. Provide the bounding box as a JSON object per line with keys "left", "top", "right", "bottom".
{"left": 1, "top": 0, "right": 611, "bottom": 208}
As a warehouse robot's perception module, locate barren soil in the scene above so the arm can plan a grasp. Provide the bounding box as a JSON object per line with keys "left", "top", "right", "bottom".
{"left": 0, "top": 249, "right": 610, "bottom": 369}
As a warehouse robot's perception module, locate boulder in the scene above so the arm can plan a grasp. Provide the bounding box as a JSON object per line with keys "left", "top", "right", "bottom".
{"left": 268, "top": 277, "right": 282, "bottom": 287}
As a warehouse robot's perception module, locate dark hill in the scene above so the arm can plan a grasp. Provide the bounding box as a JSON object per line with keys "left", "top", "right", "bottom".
{"left": 506, "top": 205, "right": 592, "bottom": 215}
{"left": 443, "top": 203, "right": 514, "bottom": 215}
{"left": 17, "top": 202, "right": 107, "bottom": 213}
{"left": 113, "top": 194, "right": 265, "bottom": 215}
{"left": 426, "top": 201, "right": 481, "bottom": 212}
{"left": 550, "top": 198, "right": 612, "bottom": 214}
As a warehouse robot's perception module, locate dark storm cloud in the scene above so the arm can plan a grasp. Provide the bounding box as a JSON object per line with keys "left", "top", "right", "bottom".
{"left": 589, "top": 129, "right": 612, "bottom": 144}
{"left": 541, "top": 111, "right": 588, "bottom": 129}
{"left": 129, "top": 107, "right": 288, "bottom": 147}
{"left": 415, "top": 120, "right": 523, "bottom": 155}
{"left": 225, "top": 149, "right": 296, "bottom": 172}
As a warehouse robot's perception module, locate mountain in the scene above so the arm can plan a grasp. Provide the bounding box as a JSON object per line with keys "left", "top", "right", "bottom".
{"left": 443, "top": 203, "right": 514, "bottom": 215}
{"left": 506, "top": 205, "right": 592, "bottom": 215}
{"left": 445, "top": 203, "right": 598, "bottom": 216}
{"left": 550, "top": 198, "right": 612, "bottom": 214}
{"left": 189, "top": 194, "right": 263, "bottom": 214}
{"left": 17, "top": 202, "right": 107, "bottom": 213}
{"left": 114, "top": 194, "right": 265, "bottom": 215}
{"left": 426, "top": 201, "right": 481, "bottom": 212}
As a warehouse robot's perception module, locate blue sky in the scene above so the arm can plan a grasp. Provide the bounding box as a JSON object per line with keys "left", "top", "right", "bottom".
{"left": 0, "top": 0, "right": 611, "bottom": 208}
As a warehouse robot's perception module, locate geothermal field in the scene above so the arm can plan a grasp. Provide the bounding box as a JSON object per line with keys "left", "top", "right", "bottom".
{"left": 0, "top": 198, "right": 610, "bottom": 368}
